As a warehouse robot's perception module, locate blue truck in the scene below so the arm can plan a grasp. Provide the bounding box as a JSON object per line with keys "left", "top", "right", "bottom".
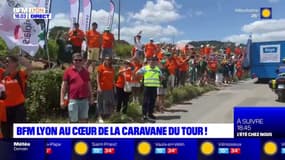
{"left": 249, "top": 40, "right": 285, "bottom": 80}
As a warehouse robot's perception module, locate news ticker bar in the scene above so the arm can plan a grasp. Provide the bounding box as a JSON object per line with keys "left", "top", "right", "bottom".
{"left": 13, "top": 13, "right": 52, "bottom": 19}
{"left": 13, "top": 123, "right": 234, "bottom": 138}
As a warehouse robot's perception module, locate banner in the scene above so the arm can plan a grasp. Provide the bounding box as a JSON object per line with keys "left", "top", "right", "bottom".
{"left": 37, "top": 0, "right": 52, "bottom": 48}
{"left": 107, "top": 0, "right": 115, "bottom": 30}
{"left": 37, "top": 0, "right": 51, "bottom": 30}
{"left": 81, "top": 0, "right": 92, "bottom": 32}
{"left": 69, "top": 0, "right": 80, "bottom": 28}
{"left": 0, "top": 0, "right": 41, "bottom": 56}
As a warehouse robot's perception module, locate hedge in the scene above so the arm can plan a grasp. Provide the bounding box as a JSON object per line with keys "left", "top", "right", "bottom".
{"left": 25, "top": 69, "right": 217, "bottom": 123}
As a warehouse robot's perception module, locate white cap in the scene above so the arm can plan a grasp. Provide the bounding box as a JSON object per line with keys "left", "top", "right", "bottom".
{"left": 200, "top": 45, "right": 204, "bottom": 47}
{"left": 206, "top": 44, "right": 210, "bottom": 47}
{"left": 104, "top": 26, "right": 111, "bottom": 31}
{"left": 150, "top": 38, "right": 154, "bottom": 41}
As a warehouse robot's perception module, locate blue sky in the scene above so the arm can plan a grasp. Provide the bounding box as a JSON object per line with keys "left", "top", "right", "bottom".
{"left": 48, "top": 0, "right": 285, "bottom": 44}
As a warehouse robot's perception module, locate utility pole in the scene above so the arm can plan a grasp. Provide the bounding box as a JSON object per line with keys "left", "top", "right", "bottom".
{"left": 118, "top": 0, "right": 121, "bottom": 40}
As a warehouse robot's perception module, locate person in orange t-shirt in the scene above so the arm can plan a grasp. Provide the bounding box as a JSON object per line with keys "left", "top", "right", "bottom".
{"left": 86, "top": 22, "right": 102, "bottom": 70}
{"left": 177, "top": 54, "right": 190, "bottom": 86}
{"left": 131, "top": 58, "right": 142, "bottom": 103}
{"left": 68, "top": 23, "right": 85, "bottom": 53}
{"left": 101, "top": 27, "right": 115, "bottom": 60}
{"left": 97, "top": 56, "right": 115, "bottom": 123}
{"left": 204, "top": 44, "right": 211, "bottom": 57}
{"left": 208, "top": 59, "right": 218, "bottom": 82}
{"left": 0, "top": 55, "right": 31, "bottom": 138}
{"left": 165, "top": 54, "right": 177, "bottom": 89}
{"left": 234, "top": 46, "right": 242, "bottom": 56}
{"left": 157, "top": 49, "right": 165, "bottom": 62}
{"left": 226, "top": 47, "right": 231, "bottom": 57}
{"left": 236, "top": 58, "right": 243, "bottom": 80}
{"left": 144, "top": 38, "right": 158, "bottom": 60}
{"left": 116, "top": 61, "right": 133, "bottom": 114}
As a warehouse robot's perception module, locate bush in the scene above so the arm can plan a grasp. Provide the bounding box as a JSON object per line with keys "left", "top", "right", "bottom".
{"left": 24, "top": 68, "right": 216, "bottom": 122}
{"left": 115, "top": 43, "right": 132, "bottom": 58}
{"left": 26, "top": 69, "right": 64, "bottom": 122}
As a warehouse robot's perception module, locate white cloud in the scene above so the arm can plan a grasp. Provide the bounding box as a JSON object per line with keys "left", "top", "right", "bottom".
{"left": 195, "top": 11, "right": 204, "bottom": 16}
{"left": 268, "top": 0, "right": 279, "bottom": 3}
{"left": 129, "top": 0, "right": 181, "bottom": 23}
{"left": 160, "top": 37, "right": 172, "bottom": 43}
{"left": 223, "top": 19, "right": 285, "bottom": 43}
{"left": 242, "top": 19, "right": 285, "bottom": 33}
{"left": 49, "top": 13, "right": 71, "bottom": 29}
{"left": 176, "top": 39, "right": 192, "bottom": 44}
{"left": 49, "top": 9, "right": 124, "bottom": 32}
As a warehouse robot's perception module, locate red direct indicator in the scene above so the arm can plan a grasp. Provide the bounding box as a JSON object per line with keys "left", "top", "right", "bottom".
{"left": 167, "top": 148, "right": 178, "bottom": 154}
{"left": 45, "top": 148, "right": 52, "bottom": 155}
{"left": 230, "top": 148, "right": 241, "bottom": 154}
{"left": 104, "top": 148, "right": 115, "bottom": 154}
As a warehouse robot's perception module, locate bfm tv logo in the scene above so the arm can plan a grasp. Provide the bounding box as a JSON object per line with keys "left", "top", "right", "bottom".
{"left": 13, "top": 7, "right": 51, "bottom": 20}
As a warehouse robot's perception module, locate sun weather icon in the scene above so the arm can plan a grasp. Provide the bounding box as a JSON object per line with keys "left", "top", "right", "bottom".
{"left": 137, "top": 141, "right": 152, "bottom": 156}
{"left": 260, "top": 8, "right": 272, "bottom": 19}
{"left": 200, "top": 141, "right": 215, "bottom": 156}
{"left": 74, "top": 141, "right": 89, "bottom": 156}
{"left": 263, "top": 141, "right": 278, "bottom": 156}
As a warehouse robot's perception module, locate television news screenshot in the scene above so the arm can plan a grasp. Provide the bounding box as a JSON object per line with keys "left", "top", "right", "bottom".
{"left": 0, "top": 0, "right": 284, "bottom": 159}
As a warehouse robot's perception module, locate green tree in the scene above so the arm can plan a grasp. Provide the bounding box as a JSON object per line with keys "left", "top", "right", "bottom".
{"left": 0, "top": 37, "right": 8, "bottom": 56}
{"left": 49, "top": 26, "right": 69, "bottom": 40}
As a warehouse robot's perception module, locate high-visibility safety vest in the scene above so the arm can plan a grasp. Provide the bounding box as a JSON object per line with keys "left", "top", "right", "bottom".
{"left": 143, "top": 65, "right": 161, "bottom": 87}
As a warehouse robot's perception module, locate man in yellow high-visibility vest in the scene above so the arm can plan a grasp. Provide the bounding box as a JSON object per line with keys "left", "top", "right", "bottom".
{"left": 136, "top": 57, "right": 163, "bottom": 122}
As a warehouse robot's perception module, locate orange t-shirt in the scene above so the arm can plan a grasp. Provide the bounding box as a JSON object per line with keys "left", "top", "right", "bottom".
{"left": 68, "top": 29, "right": 85, "bottom": 47}
{"left": 226, "top": 47, "right": 231, "bottom": 55}
{"left": 97, "top": 64, "right": 115, "bottom": 91}
{"left": 0, "top": 69, "right": 27, "bottom": 107}
{"left": 236, "top": 60, "right": 242, "bottom": 69}
{"left": 116, "top": 67, "right": 133, "bottom": 88}
{"left": 204, "top": 47, "right": 211, "bottom": 55}
{"left": 132, "top": 62, "right": 142, "bottom": 82}
{"left": 157, "top": 51, "right": 164, "bottom": 61}
{"left": 200, "top": 48, "right": 205, "bottom": 55}
{"left": 144, "top": 43, "right": 157, "bottom": 58}
{"left": 234, "top": 48, "right": 241, "bottom": 56}
{"left": 178, "top": 57, "right": 189, "bottom": 72}
{"left": 166, "top": 58, "right": 177, "bottom": 75}
{"left": 208, "top": 61, "right": 218, "bottom": 72}
{"left": 86, "top": 30, "right": 101, "bottom": 48}
{"left": 102, "top": 32, "right": 114, "bottom": 48}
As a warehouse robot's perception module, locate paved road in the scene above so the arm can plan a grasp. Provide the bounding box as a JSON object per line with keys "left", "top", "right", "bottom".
{"left": 156, "top": 79, "right": 285, "bottom": 123}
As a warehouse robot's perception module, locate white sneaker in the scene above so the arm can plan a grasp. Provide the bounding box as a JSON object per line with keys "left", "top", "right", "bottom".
{"left": 98, "top": 116, "right": 104, "bottom": 123}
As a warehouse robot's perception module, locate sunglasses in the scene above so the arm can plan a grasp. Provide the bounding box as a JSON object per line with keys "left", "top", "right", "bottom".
{"left": 73, "top": 59, "right": 82, "bottom": 62}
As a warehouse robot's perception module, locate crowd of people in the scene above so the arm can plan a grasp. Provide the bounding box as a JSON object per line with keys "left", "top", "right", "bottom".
{"left": 0, "top": 22, "right": 248, "bottom": 138}
{"left": 59, "top": 22, "right": 248, "bottom": 124}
